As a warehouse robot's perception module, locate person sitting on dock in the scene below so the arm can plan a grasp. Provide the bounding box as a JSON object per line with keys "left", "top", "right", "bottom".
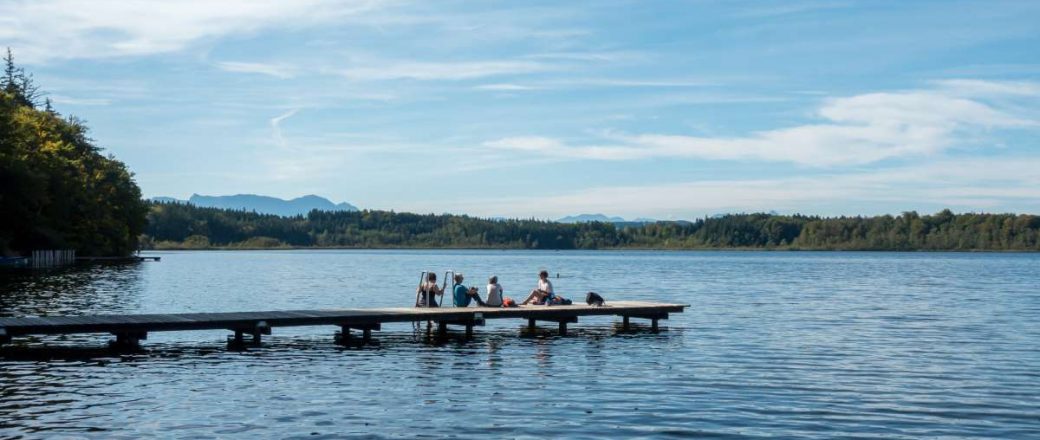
{"left": 521, "top": 270, "right": 555, "bottom": 305}
{"left": 417, "top": 272, "right": 443, "bottom": 307}
{"left": 485, "top": 275, "right": 504, "bottom": 307}
{"left": 453, "top": 273, "right": 488, "bottom": 307}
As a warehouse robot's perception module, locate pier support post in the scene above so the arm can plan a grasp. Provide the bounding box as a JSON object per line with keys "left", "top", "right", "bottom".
{"left": 336, "top": 326, "right": 352, "bottom": 343}
{"left": 524, "top": 316, "right": 576, "bottom": 336}
{"left": 110, "top": 331, "right": 146, "bottom": 350}
{"left": 430, "top": 316, "right": 482, "bottom": 341}
{"left": 336, "top": 323, "right": 379, "bottom": 345}
{"left": 229, "top": 321, "right": 270, "bottom": 348}
{"left": 251, "top": 321, "right": 271, "bottom": 346}
{"left": 617, "top": 313, "right": 667, "bottom": 333}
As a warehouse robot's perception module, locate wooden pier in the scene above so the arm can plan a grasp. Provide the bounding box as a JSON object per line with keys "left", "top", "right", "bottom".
{"left": 76, "top": 256, "right": 161, "bottom": 263}
{"left": 0, "top": 301, "right": 685, "bottom": 349}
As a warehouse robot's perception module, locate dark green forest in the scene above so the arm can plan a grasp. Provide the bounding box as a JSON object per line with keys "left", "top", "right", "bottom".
{"left": 0, "top": 50, "right": 148, "bottom": 256}
{"left": 144, "top": 202, "right": 1040, "bottom": 251}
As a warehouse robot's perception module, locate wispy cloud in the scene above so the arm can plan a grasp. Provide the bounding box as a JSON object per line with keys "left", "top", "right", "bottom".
{"left": 0, "top": 0, "right": 386, "bottom": 62}
{"left": 426, "top": 157, "right": 1040, "bottom": 218}
{"left": 217, "top": 61, "right": 297, "bottom": 79}
{"left": 733, "top": 1, "right": 855, "bottom": 18}
{"left": 472, "top": 77, "right": 717, "bottom": 92}
{"left": 473, "top": 83, "right": 541, "bottom": 91}
{"left": 47, "top": 95, "right": 112, "bottom": 106}
{"left": 485, "top": 80, "right": 1039, "bottom": 166}
{"left": 931, "top": 79, "right": 1040, "bottom": 97}
{"left": 270, "top": 108, "right": 300, "bottom": 148}
{"left": 341, "top": 60, "right": 551, "bottom": 81}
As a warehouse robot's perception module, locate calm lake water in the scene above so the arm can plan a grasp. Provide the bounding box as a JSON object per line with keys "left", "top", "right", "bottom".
{"left": 1, "top": 250, "right": 1038, "bottom": 439}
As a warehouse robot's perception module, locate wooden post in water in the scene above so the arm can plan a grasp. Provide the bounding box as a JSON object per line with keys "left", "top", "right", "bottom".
{"left": 338, "top": 326, "right": 352, "bottom": 344}
{"left": 29, "top": 249, "right": 76, "bottom": 268}
{"left": 110, "top": 331, "right": 146, "bottom": 350}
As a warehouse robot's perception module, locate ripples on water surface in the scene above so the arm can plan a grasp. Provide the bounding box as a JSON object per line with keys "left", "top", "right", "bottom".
{"left": 1, "top": 250, "right": 1038, "bottom": 438}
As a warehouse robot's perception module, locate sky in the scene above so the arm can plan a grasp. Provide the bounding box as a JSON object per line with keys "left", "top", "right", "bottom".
{"left": 2, "top": 0, "right": 1039, "bottom": 220}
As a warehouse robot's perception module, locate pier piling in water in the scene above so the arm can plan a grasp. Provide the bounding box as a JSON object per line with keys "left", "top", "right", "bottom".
{"left": 30, "top": 249, "right": 76, "bottom": 268}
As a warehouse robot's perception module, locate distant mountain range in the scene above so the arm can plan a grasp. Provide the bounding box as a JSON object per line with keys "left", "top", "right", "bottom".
{"left": 148, "top": 197, "right": 671, "bottom": 224}
{"left": 556, "top": 213, "right": 658, "bottom": 224}
{"left": 150, "top": 194, "right": 358, "bottom": 217}
{"left": 557, "top": 214, "right": 626, "bottom": 223}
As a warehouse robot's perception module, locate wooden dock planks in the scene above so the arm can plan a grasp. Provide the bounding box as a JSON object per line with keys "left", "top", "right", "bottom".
{"left": 0, "top": 301, "right": 686, "bottom": 345}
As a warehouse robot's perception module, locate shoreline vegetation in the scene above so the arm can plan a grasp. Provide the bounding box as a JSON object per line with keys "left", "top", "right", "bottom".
{"left": 143, "top": 202, "right": 1040, "bottom": 252}
{"left": 3, "top": 50, "right": 1039, "bottom": 255}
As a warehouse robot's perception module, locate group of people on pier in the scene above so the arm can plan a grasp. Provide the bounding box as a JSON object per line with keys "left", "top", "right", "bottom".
{"left": 416, "top": 270, "right": 570, "bottom": 308}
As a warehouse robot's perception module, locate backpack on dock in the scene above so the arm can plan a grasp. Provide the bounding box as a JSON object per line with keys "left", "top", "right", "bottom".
{"left": 586, "top": 292, "right": 605, "bottom": 306}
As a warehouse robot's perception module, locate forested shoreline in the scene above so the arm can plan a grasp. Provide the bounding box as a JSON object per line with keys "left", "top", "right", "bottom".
{"left": 0, "top": 50, "right": 147, "bottom": 257}
{"left": 3, "top": 48, "right": 1039, "bottom": 255}
{"left": 143, "top": 202, "right": 1040, "bottom": 251}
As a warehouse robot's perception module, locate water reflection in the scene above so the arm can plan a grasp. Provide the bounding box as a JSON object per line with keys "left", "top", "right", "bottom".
{"left": 0, "top": 263, "right": 146, "bottom": 317}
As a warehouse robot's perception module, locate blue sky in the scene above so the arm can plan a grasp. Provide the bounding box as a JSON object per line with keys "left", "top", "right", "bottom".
{"left": 3, "top": 0, "right": 1039, "bottom": 219}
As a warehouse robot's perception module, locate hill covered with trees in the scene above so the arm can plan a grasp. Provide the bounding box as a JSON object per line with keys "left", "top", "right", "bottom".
{"left": 0, "top": 49, "right": 148, "bottom": 257}
{"left": 143, "top": 202, "right": 1040, "bottom": 251}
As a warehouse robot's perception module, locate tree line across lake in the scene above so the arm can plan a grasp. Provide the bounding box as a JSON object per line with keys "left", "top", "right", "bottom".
{"left": 3, "top": 49, "right": 1039, "bottom": 256}
{"left": 144, "top": 202, "right": 1040, "bottom": 251}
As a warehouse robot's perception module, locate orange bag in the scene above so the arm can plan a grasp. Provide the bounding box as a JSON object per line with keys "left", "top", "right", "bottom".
{"left": 502, "top": 297, "right": 517, "bottom": 307}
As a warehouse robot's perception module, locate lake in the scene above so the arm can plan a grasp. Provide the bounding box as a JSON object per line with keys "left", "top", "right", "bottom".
{"left": 1, "top": 250, "right": 1038, "bottom": 438}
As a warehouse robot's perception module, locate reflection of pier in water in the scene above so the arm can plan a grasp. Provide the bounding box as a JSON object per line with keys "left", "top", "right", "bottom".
{"left": 0, "top": 301, "right": 686, "bottom": 350}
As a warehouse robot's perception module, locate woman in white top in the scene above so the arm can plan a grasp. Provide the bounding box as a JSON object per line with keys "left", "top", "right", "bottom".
{"left": 485, "top": 276, "right": 504, "bottom": 307}
{"left": 521, "top": 270, "right": 554, "bottom": 305}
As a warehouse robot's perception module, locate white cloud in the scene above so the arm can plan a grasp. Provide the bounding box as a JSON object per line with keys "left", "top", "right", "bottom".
{"left": 485, "top": 81, "right": 1039, "bottom": 166}
{"left": 474, "top": 83, "right": 541, "bottom": 91}
{"left": 425, "top": 157, "right": 1040, "bottom": 218}
{"left": 217, "top": 61, "right": 297, "bottom": 79}
{"left": 932, "top": 79, "right": 1040, "bottom": 97}
{"left": 341, "top": 60, "right": 551, "bottom": 81}
{"left": 472, "top": 77, "right": 718, "bottom": 92}
{"left": 47, "top": 95, "right": 112, "bottom": 106}
{"left": 0, "top": 0, "right": 386, "bottom": 62}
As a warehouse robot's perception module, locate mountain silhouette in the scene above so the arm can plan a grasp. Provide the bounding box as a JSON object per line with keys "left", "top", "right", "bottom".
{"left": 152, "top": 194, "right": 358, "bottom": 217}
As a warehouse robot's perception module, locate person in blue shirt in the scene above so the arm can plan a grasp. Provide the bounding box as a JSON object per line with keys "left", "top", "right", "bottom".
{"left": 452, "top": 273, "right": 487, "bottom": 307}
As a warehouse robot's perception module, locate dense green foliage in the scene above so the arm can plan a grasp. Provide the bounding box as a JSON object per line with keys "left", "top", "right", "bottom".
{"left": 0, "top": 50, "right": 148, "bottom": 256}
{"left": 144, "top": 202, "right": 1040, "bottom": 251}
